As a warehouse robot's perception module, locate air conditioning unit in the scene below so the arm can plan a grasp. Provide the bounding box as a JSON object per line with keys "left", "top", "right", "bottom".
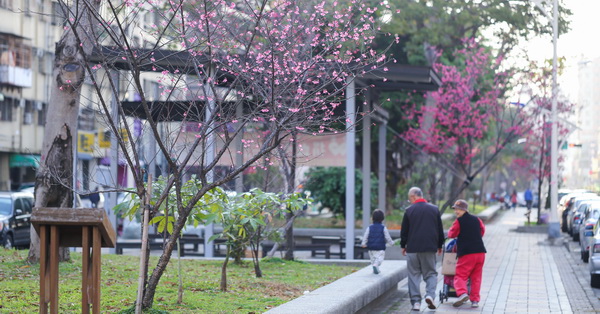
{"left": 35, "top": 48, "right": 44, "bottom": 58}
{"left": 36, "top": 101, "right": 43, "bottom": 111}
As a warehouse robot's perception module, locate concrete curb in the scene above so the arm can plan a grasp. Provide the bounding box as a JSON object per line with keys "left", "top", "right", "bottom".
{"left": 265, "top": 260, "right": 406, "bottom": 314}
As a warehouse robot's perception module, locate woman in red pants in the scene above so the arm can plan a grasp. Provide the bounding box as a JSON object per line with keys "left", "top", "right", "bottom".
{"left": 448, "top": 199, "right": 487, "bottom": 308}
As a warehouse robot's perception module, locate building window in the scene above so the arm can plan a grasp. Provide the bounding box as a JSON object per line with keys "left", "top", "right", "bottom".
{"left": 23, "top": 100, "right": 34, "bottom": 125}
{"left": 0, "top": 97, "right": 14, "bottom": 121}
{"left": 0, "top": 34, "right": 32, "bottom": 69}
{"left": 78, "top": 107, "right": 95, "bottom": 131}
{"left": 38, "top": 0, "right": 45, "bottom": 22}
{"left": 37, "top": 102, "right": 47, "bottom": 126}
{"left": 24, "top": 0, "right": 31, "bottom": 16}
{"left": 0, "top": 0, "right": 13, "bottom": 10}
{"left": 51, "top": 1, "right": 66, "bottom": 26}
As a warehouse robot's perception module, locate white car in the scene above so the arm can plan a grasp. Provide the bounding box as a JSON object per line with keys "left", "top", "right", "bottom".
{"left": 578, "top": 201, "right": 600, "bottom": 262}
{"left": 588, "top": 225, "right": 600, "bottom": 287}
{"left": 568, "top": 196, "right": 600, "bottom": 240}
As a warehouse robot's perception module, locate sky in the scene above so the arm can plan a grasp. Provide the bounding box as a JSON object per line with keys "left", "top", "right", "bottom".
{"left": 525, "top": 0, "right": 600, "bottom": 101}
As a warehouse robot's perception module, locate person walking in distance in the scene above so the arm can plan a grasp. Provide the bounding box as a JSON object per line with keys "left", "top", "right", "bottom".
{"left": 448, "top": 199, "right": 487, "bottom": 308}
{"left": 89, "top": 187, "right": 101, "bottom": 208}
{"left": 524, "top": 188, "right": 533, "bottom": 210}
{"left": 400, "top": 187, "right": 445, "bottom": 311}
{"left": 510, "top": 190, "right": 518, "bottom": 211}
{"left": 361, "top": 209, "right": 396, "bottom": 274}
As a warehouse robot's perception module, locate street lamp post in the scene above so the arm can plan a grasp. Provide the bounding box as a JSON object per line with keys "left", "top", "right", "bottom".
{"left": 531, "top": 0, "right": 560, "bottom": 239}
{"left": 549, "top": 0, "right": 560, "bottom": 239}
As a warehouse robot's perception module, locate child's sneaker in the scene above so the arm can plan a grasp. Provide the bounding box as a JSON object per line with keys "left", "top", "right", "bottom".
{"left": 471, "top": 301, "right": 479, "bottom": 308}
{"left": 372, "top": 266, "right": 379, "bottom": 274}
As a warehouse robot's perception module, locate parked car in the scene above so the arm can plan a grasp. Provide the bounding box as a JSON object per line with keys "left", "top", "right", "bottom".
{"left": 578, "top": 200, "right": 600, "bottom": 262}
{"left": 567, "top": 195, "right": 600, "bottom": 239}
{"left": 589, "top": 226, "right": 600, "bottom": 287}
{"left": 0, "top": 191, "right": 34, "bottom": 249}
{"left": 561, "top": 192, "right": 598, "bottom": 233}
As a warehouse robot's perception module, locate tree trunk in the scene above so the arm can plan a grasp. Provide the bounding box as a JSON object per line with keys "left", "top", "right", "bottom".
{"left": 141, "top": 212, "right": 191, "bottom": 308}
{"left": 220, "top": 246, "right": 231, "bottom": 292}
{"left": 284, "top": 132, "right": 297, "bottom": 260}
{"left": 27, "top": 0, "right": 101, "bottom": 264}
{"left": 136, "top": 175, "right": 153, "bottom": 314}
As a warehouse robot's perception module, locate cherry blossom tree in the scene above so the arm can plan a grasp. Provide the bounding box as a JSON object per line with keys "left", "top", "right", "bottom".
{"left": 509, "top": 60, "right": 574, "bottom": 222}
{"left": 401, "top": 39, "right": 531, "bottom": 213}
{"left": 39, "top": 0, "right": 392, "bottom": 310}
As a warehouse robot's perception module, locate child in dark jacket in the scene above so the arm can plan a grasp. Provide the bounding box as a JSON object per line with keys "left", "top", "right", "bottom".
{"left": 361, "top": 209, "right": 396, "bottom": 274}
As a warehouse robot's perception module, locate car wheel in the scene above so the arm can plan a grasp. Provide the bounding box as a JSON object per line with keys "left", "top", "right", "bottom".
{"left": 3, "top": 234, "right": 13, "bottom": 249}
{"left": 583, "top": 251, "right": 590, "bottom": 263}
{"left": 573, "top": 233, "right": 580, "bottom": 242}
{"left": 592, "top": 274, "right": 600, "bottom": 288}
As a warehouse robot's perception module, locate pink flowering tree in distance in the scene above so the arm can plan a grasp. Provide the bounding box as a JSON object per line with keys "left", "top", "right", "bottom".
{"left": 401, "top": 39, "right": 532, "bottom": 213}
{"left": 39, "top": 0, "right": 393, "bottom": 310}
{"left": 509, "top": 60, "right": 574, "bottom": 221}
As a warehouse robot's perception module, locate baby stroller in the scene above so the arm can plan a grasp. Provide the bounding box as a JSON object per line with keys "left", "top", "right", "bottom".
{"left": 439, "top": 239, "right": 458, "bottom": 303}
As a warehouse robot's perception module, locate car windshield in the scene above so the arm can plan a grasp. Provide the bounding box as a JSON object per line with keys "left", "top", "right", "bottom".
{"left": 578, "top": 200, "right": 599, "bottom": 212}
{"left": 0, "top": 197, "right": 11, "bottom": 216}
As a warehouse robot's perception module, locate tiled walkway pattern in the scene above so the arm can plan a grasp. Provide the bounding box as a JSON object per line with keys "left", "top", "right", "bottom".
{"left": 382, "top": 208, "right": 600, "bottom": 313}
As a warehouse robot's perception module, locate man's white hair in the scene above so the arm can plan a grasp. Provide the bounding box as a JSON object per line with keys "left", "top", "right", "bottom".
{"left": 408, "top": 187, "right": 423, "bottom": 198}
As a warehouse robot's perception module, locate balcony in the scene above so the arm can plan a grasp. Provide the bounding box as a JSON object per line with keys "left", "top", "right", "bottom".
{"left": 0, "top": 32, "right": 33, "bottom": 88}
{"left": 0, "top": 64, "right": 32, "bottom": 87}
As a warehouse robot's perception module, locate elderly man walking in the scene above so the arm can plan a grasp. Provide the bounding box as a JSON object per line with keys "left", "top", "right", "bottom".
{"left": 400, "top": 187, "right": 445, "bottom": 311}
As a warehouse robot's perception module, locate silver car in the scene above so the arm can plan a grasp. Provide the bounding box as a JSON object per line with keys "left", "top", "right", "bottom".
{"left": 578, "top": 200, "right": 600, "bottom": 262}
{"left": 569, "top": 195, "right": 600, "bottom": 240}
{"left": 588, "top": 222, "right": 600, "bottom": 287}
{"left": 561, "top": 192, "right": 597, "bottom": 233}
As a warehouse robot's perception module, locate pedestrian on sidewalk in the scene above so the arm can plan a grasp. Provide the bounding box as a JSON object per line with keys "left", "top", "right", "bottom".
{"left": 510, "top": 190, "right": 517, "bottom": 211}
{"left": 400, "top": 187, "right": 444, "bottom": 311}
{"left": 89, "top": 187, "right": 101, "bottom": 208}
{"left": 524, "top": 188, "right": 533, "bottom": 210}
{"left": 361, "top": 209, "right": 395, "bottom": 275}
{"left": 448, "top": 199, "right": 487, "bottom": 308}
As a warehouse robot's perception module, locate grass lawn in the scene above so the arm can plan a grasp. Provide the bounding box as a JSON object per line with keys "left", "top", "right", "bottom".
{"left": 0, "top": 249, "right": 359, "bottom": 313}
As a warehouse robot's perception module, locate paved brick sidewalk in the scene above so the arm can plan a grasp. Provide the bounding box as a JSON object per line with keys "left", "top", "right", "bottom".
{"left": 375, "top": 207, "right": 600, "bottom": 313}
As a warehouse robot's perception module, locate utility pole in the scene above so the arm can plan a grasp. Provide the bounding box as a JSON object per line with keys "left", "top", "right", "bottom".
{"left": 548, "top": 0, "right": 560, "bottom": 239}
{"left": 531, "top": 0, "right": 560, "bottom": 239}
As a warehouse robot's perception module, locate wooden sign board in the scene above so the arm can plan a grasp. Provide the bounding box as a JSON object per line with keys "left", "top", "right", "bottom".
{"left": 31, "top": 207, "right": 116, "bottom": 248}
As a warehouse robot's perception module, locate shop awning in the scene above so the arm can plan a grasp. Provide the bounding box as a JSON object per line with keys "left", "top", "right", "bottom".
{"left": 10, "top": 154, "right": 40, "bottom": 168}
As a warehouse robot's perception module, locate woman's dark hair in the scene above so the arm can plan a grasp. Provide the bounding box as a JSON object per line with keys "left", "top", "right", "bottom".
{"left": 372, "top": 209, "right": 384, "bottom": 223}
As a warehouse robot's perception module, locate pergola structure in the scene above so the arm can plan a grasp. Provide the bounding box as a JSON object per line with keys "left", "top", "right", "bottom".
{"left": 345, "top": 65, "right": 440, "bottom": 258}
{"left": 89, "top": 47, "right": 441, "bottom": 259}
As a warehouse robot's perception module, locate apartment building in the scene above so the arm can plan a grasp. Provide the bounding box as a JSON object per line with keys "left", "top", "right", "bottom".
{"left": 0, "top": 1, "right": 64, "bottom": 190}
{"left": 0, "top": 1, "right": 115, "bottom": 192}
{"left": 566, "top": 58, "right": 600, "bottom": 188}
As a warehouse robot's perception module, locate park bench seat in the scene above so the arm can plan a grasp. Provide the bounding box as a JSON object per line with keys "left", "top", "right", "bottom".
{"left": 261, "top": 242, "right": 331, "bottom": 259}
{"left": 115, "top": 233, "right": 204, "bottom": 256}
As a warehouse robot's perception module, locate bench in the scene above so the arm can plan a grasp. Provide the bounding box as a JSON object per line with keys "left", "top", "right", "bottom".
{"left": 311, "top": 236, "right": 343, "bottom": 258}
{"left": 261, "top": 242, "right": 331, "bottom": 259}
{"left": 310, "top": 236, "right": 368, "bottom": 259}
{"left": 116, "top": 234, "right": 204, "bottom": 257}
{"left": 115, "top": 240, "right": 164, "bottom": 254}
